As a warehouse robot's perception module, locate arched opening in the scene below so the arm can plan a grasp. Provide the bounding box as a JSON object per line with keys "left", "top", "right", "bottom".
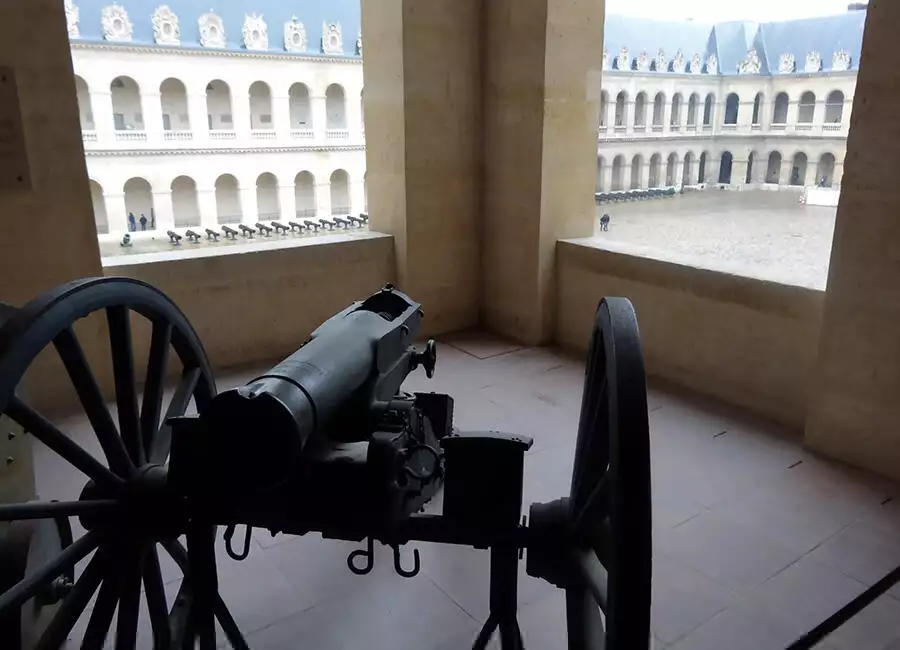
{"left": 599, "top": 91, "right": 608, "bottom": 127}
{"left": 746, "top": 152, "right": 756, "bottom": 184}
{"left": 772, "top": 92, "right": 789, "bottom": 124}
{"left": 682, "top": 152, "right": 695, "bottom": 185}
{"left": 611, "top": 155, "right": 625, "bottom": 190}
{"left": 670, "top": 94, "right": 683, "bottom": 126}
{"left": 766, "top": 151, "right": 783, "bottom": 184}
{"left": 75, "top": 76, "right": 94, "bottom": 130}
{"left": 816, "top": 153, "right": 836, "bottom": 187}
{"left": 330, "top": 170, "right": 350, "bottom": 214}
{"left": 326, "top": 84, "right": 347, "bottom": 129}
{"left": 249, "top": 81, "right": 273, "bottom": 130}
{"left": 634, "top": 92, "right": 647, "bottom": 127}
{"left": 702, "top": 94, "right": 714, "bottom": 126}
{"left": 687, "top": 94, "right": 699, "bottom": 126}
{"left": 751, "top": 93, "right": 763, "bottom": 125}
{"left": 798, "top": 92, "right": 816, "bottom": 124}
{"left": 256, "top": 172, "right": 280, "bottom": 219}
{"left": 215, "top": 174, "right": 241, "bottom": 224}
{"left": 171, "top": 176, "right": 200, "bottom": 227}
{"left": 724, "top": 93, "right": 739, "bottom": 125}
{"left": 718, "top": 151, "right": 733, "bottom": 184}
{"left": 295, "top": 171, "right": 316, "bottom": 217}
{"left": 123, "top": 178, "right": 154, "bottom": 229}
{"left": 666, "top": 153, "right": 677, "bottom": 186}
{"left": 89, "top": 180, "right": 107, "bottom": 233}
{"left": 615, "top": 91, "right": 628, "bottom": 126}
{"left": 289, "top": 83, "right": 312, "bottom": 129}
{"left": 652, "top": 93, "right": 665, "bottom": 126}
{"left": 206, "top": 80, "right": 233, "bottom": 131}
{"left": 825, "top": 91, "right": 845, "bottom": 124}
{"left": 630, "top": 154, "right": 643, "bottom": 189}
{"left": 160, "top": 78, "right": 189, "bottom": 131}
{"left": 648, "top": 154, "right": 661, "bottom": 188}
{"left": 698, "top": 152, "right": 708, "bottom": 183}
{"left": 111, "top": 76, "right": 142, "bottom": 131}
{"left": 595, "top": 157, "right": 605, "bottom": 192}
{"left": 791, "top": 152, "right": 808, "bottom": 186}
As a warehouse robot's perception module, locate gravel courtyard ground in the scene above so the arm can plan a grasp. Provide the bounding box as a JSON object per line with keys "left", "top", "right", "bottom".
{"left": 593, "top": 189, "right": 837, "bottom": 290}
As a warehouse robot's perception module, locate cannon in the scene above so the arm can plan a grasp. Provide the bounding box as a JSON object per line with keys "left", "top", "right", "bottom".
{"left": 184, "top": 230, "right": 202, "bottom": 243}
{"left": 318, "top": 218, "right": 335, "bottom": 231}
{"left": 332, "top": 217, "right": 351, "bottom": 229}
{"left": 288, "top": 220, "right": 305, "bottom": 233}
{"left": 271, "top": 222, "right": 289, "bottom": 235}
{"left": 166, "top": 230, "right": 183, "bottom": 245}
{"left": 347, "top": 215, "right": 364, "bottom": 228}
{"left": 255, "top": 223, "right": 273, "bottom": 236}
{"left": 303, "top": 220, "right": 320, "bottom": 232}
{"left": 238, "top": 224, "right": 256, "bottom": 238}
{"left": 221, "top": 225, "right": 238, "bottom": 240}
{"left": 359, "top": 213, "right": 369, "bottom": 224}
{"left": 0, "top": 278, "right": 652, "bottom": 649}
{"left": 205, "top": 228, "right": 220, "bottom": 241}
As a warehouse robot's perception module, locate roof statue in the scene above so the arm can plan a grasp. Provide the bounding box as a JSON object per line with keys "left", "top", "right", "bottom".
{"left": 101, "top": 4, "right": 133, "bottom": 42}
{"left": 356, "top": 28, "right": 362, "bottom": 55}
{"left": 778, "top": 52, "right": 795, "bottom": 73}
{"left": 833, "top": 49, "right": 852, "bottom": 71}
{"left": 602, "top": 48, "right": 609, "bottom": 70}
{"left": 322, "top": 21, "right": 343, "bottom": 54}
{"left": 65, "top": 0, "right": 80, "bottom": 38}
{"left": 706, "top": 53, "right": 718, "bottom": 74}
{"left": 738, "top": 49, "right": 761, "bottom": 74}
{"left": 198, "top": 10, "right": 225, "bottom": 48}
{"left": 672, "top": 49, "right": 686, "bottom": 73}
{"left": 805, "top": 50, "right": 822, "bottom": 72}
{"left": 616, "top": 46, "right": 629, "bottom": 71}
{"left": 635, "top": 50, "right": 650, "bottom": 72}
{"left": 690, "top": 53, "right": 702, "bottom": 73}
{"left": 151, "top": 6, "right": 179, "bottom": 46}
{"left": 284, "top": 16, "right": 307, "bottom": 53}
{"left": 654, "top": 49, "right": 667, "bottom": 72}
{"left": 242, "top": 13, "right": 268, "bottom": 50}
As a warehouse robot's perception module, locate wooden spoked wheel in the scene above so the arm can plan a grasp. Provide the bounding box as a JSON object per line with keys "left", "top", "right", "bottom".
{"left": 0, "top": 277, "right": 246, "bottom": 649}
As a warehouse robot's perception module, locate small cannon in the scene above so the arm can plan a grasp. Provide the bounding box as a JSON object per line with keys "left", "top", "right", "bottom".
{"left": 288, "top": 221, "right": 305, "bottom": 233}
{"left": 255, "top": 223, "right": 273, "bottom": 237}
{"left": 222, "top": 225, "right": 238, "bottom": 240}
{"left": 347, "top": 216, "right": 364, "bottom": 228}
{"left": 272, "top": 222, "right": 289, "bottom": 235}
{"left": 184, "top": 230, "right": 202, "bottom": 243}
{"left": 333, "top": 217, "right": 351, "bottom": 229}
{"left": 304, "top": 220, "right": 320, "bottom": 232}
{"left": 359, "top": 213, "right": 369, "bottom": 224}
{"left": 205, "top": 228, "right": 220, "bottom": 241}
{"left": 166, "top": 230, "right": 183, "bottom": 245}
{"left": 238, "top": 224, "right": 256, "bottom": 238}
{"left": 318, "top": 219, "right": 335, "bottom": 231}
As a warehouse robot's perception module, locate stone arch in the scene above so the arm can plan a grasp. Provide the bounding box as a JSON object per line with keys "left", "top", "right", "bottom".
{"left": 751, "top": 92, "right": 763, "bottom": 125}
{"left": 773, "top": 92, "right": 789, "bottom": 124}
{"left": 682, "top": 151, "right": 695, "bottom": 185}
{"left": 295, "top": 171, "right": 316, "bottom": 217}
{"left": 599, "top": 91, "right": 609, "bottom": 127}
{"left": 724, "top": 93, "right": 739, "bottom": 125}
{"left": 256, "top": 172, "right": 280, "bottom": 219}
{"left": 89, "top": 180, "right": 107, "bottom": 234}
{"left": 215, "top": 173, "right": 241, "bottom": 224}
{"left": 718, "top": 151, "right": 733, "bottom": 184}
{"left": 698, "top": 151, "right": 708, "bottom": 183}
{"left": 289, "top": 83, "right": 312, "bottom": 129}
{"left": 798, "top": 91, "right": 816, "bottom": 124}
{"left": 630, "top": 154, "right": 643, "bottom": 189}
{"left": 123, "top": 177, "right": 154, "bottom": 228}
{"left": 791, "top": 152, "right": 808, "bottom": 186}
{"left": 666, "top": 152, "right": 678, "bottom": 186}
{"left": 615, "top": 91, "right": 628, "bottom": 126}
{"left": 670, "top": 93, "right": 683, "bottom": 126}
{"left": 611, "top": 154, "right": 626, "bottom": 190}
{"left": 171, "top": 175, "right": 199, "bottom": 227}
{"left": 160, "top": 78, "right": 189, "bottom": 130}
{"left": 816, "top": 153, "right": 836, "bottom": 187}
{"left": 326, "top": 84, "right": 347, "bottom": 129}
{"left": 249, "top": 81, "right": 273, "bottom": 130}
{"left": 746, "top": 151, "right": 757, "bottom": 184}
{"left": 825, "top": 90, "right": 845, "bottom": 124}
{"left": 648, "top": 153, "right": 662, "bottom": 188}
{"left": 634, "top": 92, "right": 647, "bottom": 126}
{"left": 74, "top": 76, "right": 94, "bottom": 130}
{"left": 206, "top": 80, "right": 233, "bottom": 130}
{"left": 702, "top": 93, "right": 714, "bottom": 125}
{"left": 766, "top": 151, "right": 783, "bottom": 183}
{"left": 687, "top": 93, "right": 699, "bottom": 126}
{"left": 330, "top": 169, "right": 350, "bottom": 213}
{"left": 652, "top": 92, "right": 666, "bottom": 126}
{"left": 111, "top": 76, "right": 142, "bottom": 131}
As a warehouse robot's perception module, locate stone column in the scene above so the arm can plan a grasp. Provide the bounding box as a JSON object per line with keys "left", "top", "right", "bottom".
{"left": 639, "top": 161, "right": 650, "bottom": 189}
{"left": 806, "top": 0, "right": 900, "bottom": 480}
{"left": 626, "top": 100, "right": 635, "bottom": 134}
{"left": 349, "top": 178, "right": 366, "bottom": 216}
{"left": 311, "top": 95, "right": 327, "bottom": 142}
{"left": 278, "top": 183, "right": 296, "bottom": 221}
{"left": 833, "top": 161, "right": 845, "bottom": 187}
{"left": 600, "top": 162, "right": 612, "bottom": 192}
{"left": 239, "top": 186, "right": 257, "bottom": 225}
{"left": 197, "top": 185, "right": 218, "bottom": 228}
{"left": 780, "top": 159, "right": 794, "bottom": 186}
{"left": 90, "top": 89, "right": 116, "bottom": 146}
{"left": 731, "top": 159, "right": 748, "bottom": 186}
{"left": 786, "top": 99, "right": 799, "bottom": 131}
{"left": 187, "top": 92, "right": 209, "bottom": 144}
{"left": 315, "top": 180, "right": 331, "bottom": 217}
{"left": 151, "top": 189, "right": 175, "bottom": 231}
{"left": 105, "top": 192, "right": 129, "bottom": 234}
{"left": 346, "top": 88, "right": 364, "bottom": 142}
{"left": 141, "top": 91, "right": 164, "bottom": 145}
{"left": 272, "top": 93, "right": 291, "bottom": 139}
{"left": 232, "top": 84, "right": 252, "bottom": 142}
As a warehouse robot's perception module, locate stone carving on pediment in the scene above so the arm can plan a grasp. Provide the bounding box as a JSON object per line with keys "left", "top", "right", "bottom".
{"left": 152, "top": 6, "right": 180, "bottom": 45}
{"left": 654, "top": 49, "right": 667, "bottom": 72}
{"left": 672, "top": 49, "right": 686, "bottom": 73}
{"left": 101, "top": 4, "right": 133, "bottom": 42}
{"left": 805, "top": 50, "right": 822, "bottom": 73}
{"left": 705, "top": 53, "right": 718, "bottom": 74}
{"left": 284, "top": 16, "right": 307, "bottom": 52}
{"left": 242, "top": 13, "right": 268, "bottom": 50}
{"left": 690, "top": 53, "right": 702, "bottom": 73}
{"left": 322, "top": 21, "right": 343, "bottom": 54}
{"left": 738, "top": 49, "right": 761, "bottom": 74}
{"left": 778, "top": 52, "right": 795, "bottom": 73}
{"left": 636, "top": 51, "right": 650, "bottom": 72}
{"left": 65, "top": 0, "right": 80, "bottom": 38}
{"left": 616, "top": 46, "right": 629, "bottom": 71}
{"left": 832, "top": 49, "right": 851, "bottom": 71}
{"left": 199, "top": 11, "right": 226, "bottom": 48}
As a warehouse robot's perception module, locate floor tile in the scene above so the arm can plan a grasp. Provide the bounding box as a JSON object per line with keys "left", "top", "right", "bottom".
{"left": 810, "top": 521, "right": 900, "bottom": 587}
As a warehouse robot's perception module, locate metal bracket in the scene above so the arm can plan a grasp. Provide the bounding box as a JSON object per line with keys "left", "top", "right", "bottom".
{"left": 223, "top": 524, "right": 252, "bottom": 561}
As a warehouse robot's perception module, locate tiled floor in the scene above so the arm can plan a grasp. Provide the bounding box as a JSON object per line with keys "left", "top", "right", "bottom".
{"left": 31, "top": 333, "right": 900, "bottom": 649}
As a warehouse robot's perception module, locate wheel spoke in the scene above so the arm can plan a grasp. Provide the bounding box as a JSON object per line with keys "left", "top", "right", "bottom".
{"left": 187, "top": 524, "right": 218, "bottom": 649}
{"left": 143, "top": 546, "right": 171, "bottom": 650}
{"left": 34, "top": 547, "right": 107, "bottom": 650}
{"left": 214, "top": 594, "right": 251, "bottom": 650}
{"left": 108, "top": 306, "right": 144, "bottom": 465}
{"left": 114, "top": 550, "right": 142, "bottom": 650}
{"left": 81, "top": 576, "right": 118, "bottom": 650}
{"left": 0, "top": 499, "right": 118, "bottom": 522}
{"left": 54, "top": 327, "right": 134, "bottom": 477}
{"left": 0, "top": 528, "right": 102, "bottom": 615}
{"left": 149, "top": 367, "right": 200, "bottom": 465}
{"left": 566, "top": 588, "right": 606, "bottom": 650}
{"left": 6, "top": 396, "right": 124, "bottom": 491}
{"left": 169, "top": 578, "right": 193, "bottom": 650}
{"left": 574, "top": 549, "right": 608, "bottom": 612}
{"left": 574, "top": 472, "right": 610, "bottom": 539}
{"left": 141, "top": 321, "right": 172, "bottom": 461}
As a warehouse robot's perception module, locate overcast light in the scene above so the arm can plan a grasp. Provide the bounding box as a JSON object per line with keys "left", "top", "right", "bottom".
{"left": 605, "top": 0, "right": 859, "bottom": 23}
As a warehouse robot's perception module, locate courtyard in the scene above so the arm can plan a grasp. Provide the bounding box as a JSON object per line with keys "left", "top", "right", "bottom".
{"left": 593, "top": 190, "right": 837, "bottom": 290}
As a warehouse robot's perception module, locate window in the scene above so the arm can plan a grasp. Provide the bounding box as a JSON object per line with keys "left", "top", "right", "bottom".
{"left": 724, "top": 94, "right": 739, "bottom": 124}
{"left": 221, "top": 114, "right": 233, "bottom": 124}
{"left": 162, "top": 114, "right": 171, "bottom": 130}
{"left": 260, "top": 114, "right": 272, "bottom": 124}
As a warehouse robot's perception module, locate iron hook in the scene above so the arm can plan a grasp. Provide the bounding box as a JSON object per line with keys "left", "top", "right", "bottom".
{"left": 224, "top": 524, "right": 253, "bottom": 561}
{"left": 392, "top": 544, "right": 420, "bottom": 578}
{"left": 347, "top": 537, "right": 375, "bottom": 576}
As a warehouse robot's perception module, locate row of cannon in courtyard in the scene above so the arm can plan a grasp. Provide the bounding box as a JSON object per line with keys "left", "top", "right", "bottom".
{"left": 156, "top": 214, "right": 370, "bottom": 245}
{"left": 594, "top": 187, "right": 680, "bottom": 204}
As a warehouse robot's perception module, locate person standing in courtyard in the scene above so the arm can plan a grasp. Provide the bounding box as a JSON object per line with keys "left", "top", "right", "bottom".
{"left": 139, "top": 213, "right": 147, "bottom": 231}
{"left": 600, "top": 213, "right": 610, "bottom": 232}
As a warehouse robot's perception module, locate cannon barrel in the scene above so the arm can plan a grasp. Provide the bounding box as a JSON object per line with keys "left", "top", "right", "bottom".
{"left": 194, "top": 285, "right": 425, "bottom": 493}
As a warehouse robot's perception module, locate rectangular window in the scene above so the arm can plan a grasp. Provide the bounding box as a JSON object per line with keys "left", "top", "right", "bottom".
{"left": 113, "top": 113, "right": 125, "bottom": 130}
{"left": 221, "top": 114, "right": 233, "bottom": 124}
{"left": 260, "top": 114, "right": 272, "bottom": 124}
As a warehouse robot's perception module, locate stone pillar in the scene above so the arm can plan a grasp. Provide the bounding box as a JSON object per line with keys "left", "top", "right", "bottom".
{"left": 733, "top": 159, "right": 748, "bottom": 186}
{"left": 105, "top": 192, "right": 129, "bottom": 234}
{"left": 151, "top": 189, "right": 175, "bottom": 231}
{"left": 90, "top": 89, "right": 116, "bottom": 146}
{"left": 626, "top": 100, "right": 634, "bottom": 134}
{"left": 786, "top": 99, "right": 799, "bottom": 130}
{"left": 197, "top": 185, "right": 218, "bottom": 228}
{"left": 806, "top": 0, "right": 900, "bottom": 480}
{"left": 272, "top": 93, "right": 291, "bottom": 139}
{"left": 278, "top": 183, "right": 296, "bottom": 220}
{"left": 315, "top": 181, "right": 331, "bottom": 217}
{"left": 311, "top": 95, "right": 327, "bottom": 142}
{"left": 639, "top": 161, "right": 650, "bottom": 189}
{"left": 349, "top": 178, "right": 366, "bottom": 215}
{"left": 239, "top": 186, "right": 257, "bottom": 225}
{"left": 780, "top": 159, "right": 794, "bottom": 186}
{"left": 232, "top": 84, "right": 252, "bottom": 141}
{"left": 833, "top": 161, "right": 845, "bottom": 187}
{"left": 187, "top": 92, "right": 209, "bottom": 144}
{"left": 600, "top": 162, "right": 612, "bottom": 192}
{"left": 346, "top": 88, "right": 364, "bottom": 142}
{"left": 141, "top": 91, "right": 164, "bottom": 145}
